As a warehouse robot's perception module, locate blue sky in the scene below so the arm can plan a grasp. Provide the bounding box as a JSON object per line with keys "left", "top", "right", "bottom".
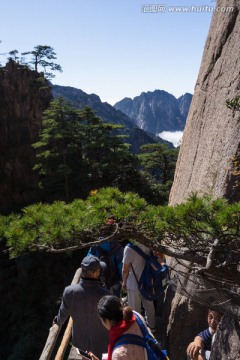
{"left": 1, "top": 0, "right": 214, "bottom": 105}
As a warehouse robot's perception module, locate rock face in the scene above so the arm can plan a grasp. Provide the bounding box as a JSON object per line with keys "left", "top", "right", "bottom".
{"left": 167, "top": 1, "right": 240, "bottom": 359}
{"left": 114, "top": 90, "right": 192, "bottom": 134}
{"left": 169, "top": 0, "right": 240, "bottom": 205}
{"left": 0, "top": 60, "right": 52, "bottom": 213}
{"left": 177, "top": 93, "right": 193, "bottom": 120}
{"left": 211, "top": 316, "right": 240, "bottom": 360}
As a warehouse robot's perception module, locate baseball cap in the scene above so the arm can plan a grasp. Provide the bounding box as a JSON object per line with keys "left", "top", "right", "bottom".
{"left": 81, "top": 255, "right": 106, "bottom": 272}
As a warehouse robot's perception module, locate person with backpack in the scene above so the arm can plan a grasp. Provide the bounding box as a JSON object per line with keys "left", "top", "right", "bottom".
{"left": 122, "top": 242, "right": 158, "bottom": 333}
{"left": 88, "top": 295, "right": 168, "bottom": 360}
{"left": 53, "top": 256, "right": 111, "bottom": 359}
{"left": 87, "top": 239, "right": 124, "bottom": 297}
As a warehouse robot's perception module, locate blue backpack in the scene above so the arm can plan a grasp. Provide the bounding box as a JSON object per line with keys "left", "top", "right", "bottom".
{"left": 113, "top": 311, "right": 169, "bottom": 360}
{"left": 88, "top": 241, "right": 123, "bottom": 289}
{"left": 127, "top": 243, "right": 169, "bottom": 301}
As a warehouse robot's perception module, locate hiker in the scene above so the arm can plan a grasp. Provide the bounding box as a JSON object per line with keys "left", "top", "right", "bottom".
{"left": 186, "top": 308, "right": 223, "bottom": 360}
{"left": 122, "top": 242, "right": 157, "bottom": 333}
{"left": 53, "top": 255, "right": 111, "bottom": 359}
{"left": 88, "top": 239, "right": 123, "bottom": 297}
{"left": 88, "top": 295, "right": 149, "bottom": 360}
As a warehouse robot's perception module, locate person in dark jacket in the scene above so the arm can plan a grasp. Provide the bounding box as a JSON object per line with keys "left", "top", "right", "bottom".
{"left": 88, "top": 216, "right": 123, "bottom": 297}
{"left": 87, "top": 240, "right": 123, "bottom": 297}
{"left": 53, "top": 255, "right": 111, "bottom": 359}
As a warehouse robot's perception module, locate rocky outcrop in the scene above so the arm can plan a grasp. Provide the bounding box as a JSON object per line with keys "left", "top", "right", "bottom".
{"left": 211, "top": 316, "right": 240, "bottom": 360}
{"left": 177, "top": 93, "right": 193, "bottom": 119}
{"left": 166, "top": 1, "right": 240, "bottom": 359}
{"left": 114, "top": 90, "right": 192, "bottom": 134}
{"left": 0, "top": 60, "right": 52, "bottom": 213}
{"left": 169, "top": 0, "right": 240, "bottom": 205}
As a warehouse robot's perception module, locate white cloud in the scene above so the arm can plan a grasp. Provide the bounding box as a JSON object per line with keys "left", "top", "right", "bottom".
{"left": 158, "top": 131, "right": 183, "bottom": 147}
{"left": 102, "top": 99, "right": 120, "bottom": 106}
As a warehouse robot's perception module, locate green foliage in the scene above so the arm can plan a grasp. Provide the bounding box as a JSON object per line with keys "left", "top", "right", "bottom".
{"left": 32, "top": 100, "right": 140, "bottom": 201}
{"left": 0, "top": 213, "right": 18, "bottom": 239}
{"left": 226, "top": 96, "right": 240, "bottom": 122}
{"left": 21, "top": 45, "right": 62, "bottom": 79}
{"left": 32, "top": 97, "right": 84, "bottom": 200}
{"left": 77, "top": 106, "right": 138, "bottom": 192}
{"left": 226, "top": 96, "right": 240, "bottom": 111}
{"left": 2, "top": 189, "right": 240, "bottom": 264}
{"left": 31, "top": 96, "right": 176, "bottom": 206}
{"left": 138, "top": 143, "right": 179, "bottom": 203}
{"left": 138, "top": 143, "right": 178, "bottom": 183}
{"left": 149, "top": 195, "right": 239, "bottom": 256}
{"left": 86, "top": 187, "right": 148, "bottom": 222}
{"left": 8, "top": 49, "right": 19, "bottom": 61}
{"left": 4, "top": 188, "right": 148, "bottom": 256}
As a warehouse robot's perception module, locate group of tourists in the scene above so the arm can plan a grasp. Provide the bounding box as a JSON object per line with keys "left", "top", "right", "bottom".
{"left": 53, "top": 238, "right": 160, "bottom": 359}
{"left": 53, "top": 234, "right": 223, "bottom": 360}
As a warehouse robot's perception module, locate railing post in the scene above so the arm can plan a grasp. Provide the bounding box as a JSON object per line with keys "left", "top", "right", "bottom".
{"left": 54, "top": 318, "right": 73, "bottom": 360}
{"left": 39, "top": 324, "right": 61, "bottom": 360}
{"left": 39, "top": 268, "right": 82, "bottom": 360}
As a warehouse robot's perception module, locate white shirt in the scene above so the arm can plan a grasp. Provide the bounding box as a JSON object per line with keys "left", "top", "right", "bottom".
{"left": 123, "top": 243, "right": 151, "bottom": 290}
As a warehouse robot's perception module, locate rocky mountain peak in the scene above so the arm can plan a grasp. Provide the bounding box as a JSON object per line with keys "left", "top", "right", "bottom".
{"left": 177, "top": 92, "right": 193, "bottom": 118}
{"left": 114, "top": 90, "right": 192, "bottom": 134}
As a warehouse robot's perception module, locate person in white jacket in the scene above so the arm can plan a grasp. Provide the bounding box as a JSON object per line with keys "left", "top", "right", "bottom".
{"left": 121, "top": 242, "right": 157, "bottom": 333}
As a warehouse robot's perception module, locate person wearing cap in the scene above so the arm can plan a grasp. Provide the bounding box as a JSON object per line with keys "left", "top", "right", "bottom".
{"left": 53, "top": 255, "right": 111, "bottom": 358}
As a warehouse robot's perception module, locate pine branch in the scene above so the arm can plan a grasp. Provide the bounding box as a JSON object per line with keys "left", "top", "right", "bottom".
{"left": 34, "top": 223, "right": 119, "bottom": 253}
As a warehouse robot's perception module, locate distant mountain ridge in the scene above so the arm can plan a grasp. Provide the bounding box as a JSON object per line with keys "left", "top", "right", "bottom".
{"left": 52, "top": 85, "right": 173, "bottom": 152}
{"left": 52, "top": 85, "right": 135, "bottom": 130}
{"left": 114, "top": 90, "right": 192, "bottom": 134}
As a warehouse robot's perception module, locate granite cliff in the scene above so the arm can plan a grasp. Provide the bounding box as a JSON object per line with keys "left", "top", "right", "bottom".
{"left": 167, "top": 1, "right": 240, "bottom": 359}
{"left": 0, "top": 60, "right": 52, "bottom": 213}
{"left": 169, "top": 2, "right": 240, "bottom": 205}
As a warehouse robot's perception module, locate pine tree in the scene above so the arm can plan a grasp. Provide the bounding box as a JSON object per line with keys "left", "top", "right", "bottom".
{"left": 32, "top": 102, "right": 140, "bottom": 201}
{"left": 22, "top": 45, "right": 62, "bottom": 79}
{"left": 32, "top": 97, "right": 83, "bottom": 201}
{"left": 78, "top": 106, "right": 139, "bottom": 193}
{"left": 138, "top": 143, "right": 178, "bottom": 184}
{"left": 137, "top": 143, "right": 179, "bottom": 203}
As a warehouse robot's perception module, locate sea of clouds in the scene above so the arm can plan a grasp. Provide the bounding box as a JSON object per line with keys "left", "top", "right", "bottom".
{"left": 158, "top": 131, "right": 183, "bottom": 147}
